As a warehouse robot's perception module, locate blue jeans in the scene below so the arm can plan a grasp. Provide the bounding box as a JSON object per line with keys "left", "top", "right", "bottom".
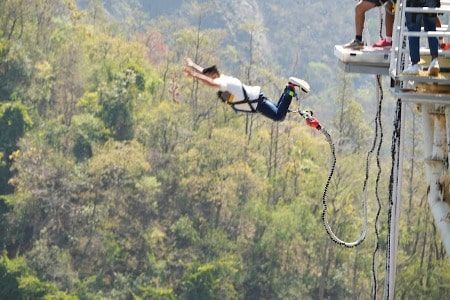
{"left": 256, "top": 87, "right": 295, "bottom": 121}
{"left": 406, "top": 12, "right": 438, "bottom": 64}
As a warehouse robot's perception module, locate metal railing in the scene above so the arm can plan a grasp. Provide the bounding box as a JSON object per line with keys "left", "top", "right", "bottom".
{"left": 390, "top": 0, "right": 450, "bottom": 100}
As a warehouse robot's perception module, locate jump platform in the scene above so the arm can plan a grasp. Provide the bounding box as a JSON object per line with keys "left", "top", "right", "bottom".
{"left": 335, "top": 44, "right": 450, "bottom": 103}
{"left": 334, "top": 45, "right": 390, "bottom": 75}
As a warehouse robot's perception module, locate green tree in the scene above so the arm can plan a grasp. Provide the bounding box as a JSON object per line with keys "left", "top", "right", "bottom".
{"left": 7, "top": 135, "right": 86, "bottom": 253}
{"left": 0, "top": 253, "right": 74, "bottom": 299}
{"left": 79, "top": 140, "right": 160, "bottom": 283}
{"left": 181, "top": 256, "right": 240, "bottom": 300}
{"left": 0, "top": 102, "right": 31, "bottom": 194}
{"left": 69, "top": 114, "right": 109, "bottom": 162}
{"left": 98, "top": 68, "right": 144, "bottom": 140}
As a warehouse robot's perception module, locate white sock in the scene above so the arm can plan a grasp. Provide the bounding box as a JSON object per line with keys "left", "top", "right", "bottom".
{"left": 385, "top": 36, "right": 392, "bottom": 42}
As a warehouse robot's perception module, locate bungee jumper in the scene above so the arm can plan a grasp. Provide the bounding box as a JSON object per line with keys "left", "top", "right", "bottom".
{"left": 184, "top": 58, "right": 368, "bottom": 248}
{"left": 184, "top": 58, "right": 314, "bottom": 123}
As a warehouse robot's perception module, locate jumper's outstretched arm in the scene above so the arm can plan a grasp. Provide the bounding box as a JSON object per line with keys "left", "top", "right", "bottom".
{"left": 184, "top": 67, "right": 220, "bottom": 89}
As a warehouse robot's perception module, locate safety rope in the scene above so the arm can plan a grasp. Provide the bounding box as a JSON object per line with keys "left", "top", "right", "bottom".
{"left": 371, "top": 75, "right": 385, "bottom": 299}
{"left": 384, "top": 99, "right": 402, "bottom": 300}
{"left": 296, "top": 76, "right": 385, "bottom": 249}
{"left": 319, "top": 126, "right": 368, "bottom": 248}
{"left": 379, "top": 5, "right": 384, "bottom": 40}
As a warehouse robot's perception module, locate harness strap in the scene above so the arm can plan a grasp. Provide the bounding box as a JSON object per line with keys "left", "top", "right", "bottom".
{"left": 230, "top": 86, "right": 259, "bottom": 113}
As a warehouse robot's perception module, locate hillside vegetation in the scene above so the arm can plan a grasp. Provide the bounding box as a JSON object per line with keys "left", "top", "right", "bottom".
{"left": 0, "top": 0, "right": 449, "bottom": 299}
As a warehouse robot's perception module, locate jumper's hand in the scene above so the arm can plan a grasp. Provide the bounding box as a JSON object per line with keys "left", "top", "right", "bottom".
{"left": 184, "top": 66, "right": 195, "bottom": 77}
{"left": 185, "top": 58, "right": 194, "bottom": 68}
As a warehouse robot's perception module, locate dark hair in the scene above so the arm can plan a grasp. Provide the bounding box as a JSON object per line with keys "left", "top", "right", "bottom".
{"left": 202, "top": 65, "right": 219, "bottom": 75}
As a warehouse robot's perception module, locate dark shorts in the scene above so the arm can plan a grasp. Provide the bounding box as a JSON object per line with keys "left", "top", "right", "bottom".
{"left": 365, "top": 0, "right": 390, "bottom": 6}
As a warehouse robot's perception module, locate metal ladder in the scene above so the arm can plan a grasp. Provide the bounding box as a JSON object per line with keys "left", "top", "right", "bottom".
{"left": 390, "top": 0, "right": 450, "bottom": 103}
{"left": 385, "top": 2, "right": 450, "bottom": 299}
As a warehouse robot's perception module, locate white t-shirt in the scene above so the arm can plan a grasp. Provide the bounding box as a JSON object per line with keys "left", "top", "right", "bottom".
{"left": 213, "top": 75, "right": 261, "bottom": 102}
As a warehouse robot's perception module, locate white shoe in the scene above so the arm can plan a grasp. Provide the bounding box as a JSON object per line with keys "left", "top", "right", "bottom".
{"left": 428, "top": 58, "right": 440, "bottom": 76}
{"left": 343, "top": 39, "right": 365, "bottom": 50}
{"left": 288, "top": 77, "right": 310, "bottom": 93}
{"left": 402, "top": 64, "right": 420, "bottom": 75}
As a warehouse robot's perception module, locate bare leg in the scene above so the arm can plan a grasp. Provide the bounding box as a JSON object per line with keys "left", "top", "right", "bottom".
{"left": 344, "top": 0, "right": 378, "bottom": 48}
{"left": 436, "top": 16, "right": 442, "bottom": 28}
{"left": 436, "top": 16, "right": 444, "bottom": 45}
{"left": 355, "top": 0, "right": 377, "bottom": 36}
{"left": 385, "top": 3, "right": 394, "bottom": 38}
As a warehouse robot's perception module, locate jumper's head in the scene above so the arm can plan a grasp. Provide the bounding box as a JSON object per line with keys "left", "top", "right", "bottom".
{"left": 202, "top": 65, "right": 220, "bottom": 79}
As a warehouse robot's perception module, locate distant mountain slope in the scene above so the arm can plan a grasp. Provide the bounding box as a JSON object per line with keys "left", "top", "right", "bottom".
{"left": 78, "top": 0, "right": 385, "bottom": 80}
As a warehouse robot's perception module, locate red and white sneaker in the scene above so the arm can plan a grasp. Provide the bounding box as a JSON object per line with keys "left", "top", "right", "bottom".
{"left": 288, "top": 77, "right": 310, "bottom": 94}
{"left": 373, "top": 38, "right": 392, "bottom": 48}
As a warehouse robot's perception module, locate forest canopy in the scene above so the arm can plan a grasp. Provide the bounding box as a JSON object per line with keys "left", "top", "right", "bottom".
{"left": 0, "top": 0, "right": 449, "bottom": 299}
